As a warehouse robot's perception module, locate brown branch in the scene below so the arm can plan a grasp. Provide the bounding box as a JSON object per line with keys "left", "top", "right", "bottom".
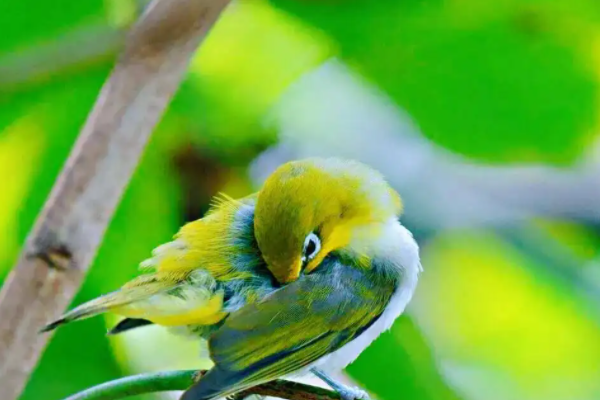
{"left": 0, "top": 0, "right": 230, "bottom": 399}
{"left": 239, "top": 380, "right": 343, "bottom": 400}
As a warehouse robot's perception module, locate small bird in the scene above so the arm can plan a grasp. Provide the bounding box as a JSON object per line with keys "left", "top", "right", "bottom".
{"left": 42, "top": 158, "right": 422, "bottom": 400}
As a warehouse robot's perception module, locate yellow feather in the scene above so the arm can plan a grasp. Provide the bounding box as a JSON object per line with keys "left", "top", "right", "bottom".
{"left": 147, "top": 193, "right": 255, "bottom": 280}
{"left": 115, "top": 292, "right": 227, "bottom": 326}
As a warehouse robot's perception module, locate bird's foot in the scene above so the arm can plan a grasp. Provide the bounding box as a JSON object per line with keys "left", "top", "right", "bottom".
{"left": 336, "top": 385, "right": 371, "bottom": 400}
{"left": 311, "top": 367, "right": 370, "bottom": 400}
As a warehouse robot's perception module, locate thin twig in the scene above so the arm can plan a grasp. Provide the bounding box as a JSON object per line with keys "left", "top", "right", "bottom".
{"left": 0, "top": 0, "right": 230, "bottom": 399}
{"left": 64, "top": 370, "right": 198, "bottom": 400}
{"left": 62, "top": 370, "right": 344, "bottom": 400}
{"left": 0, "top": 23, "right": 124, "bottom": 92}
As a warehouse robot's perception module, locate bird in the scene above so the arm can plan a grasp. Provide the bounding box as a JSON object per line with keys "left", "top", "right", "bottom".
{"left": 41, "top": 157, "right": 422, "bottom": 400}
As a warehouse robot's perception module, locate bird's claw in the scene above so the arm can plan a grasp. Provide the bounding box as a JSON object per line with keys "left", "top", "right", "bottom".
{"left": 337, "top": 386, "right": 371, "bottom": 400}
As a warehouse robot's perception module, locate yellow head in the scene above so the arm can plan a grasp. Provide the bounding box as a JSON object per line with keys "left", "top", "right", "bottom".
{"left": 254, "top": 158, "right": 402, "bottom": 284}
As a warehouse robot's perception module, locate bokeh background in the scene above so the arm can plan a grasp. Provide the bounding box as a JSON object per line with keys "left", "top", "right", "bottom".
{"left": 1, "top": 0, "right": 600, "bottom": 399}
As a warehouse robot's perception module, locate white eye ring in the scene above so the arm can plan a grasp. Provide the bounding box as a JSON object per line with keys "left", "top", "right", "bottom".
{"left": 302, "top": 232, "right": 321, "bottom": 263}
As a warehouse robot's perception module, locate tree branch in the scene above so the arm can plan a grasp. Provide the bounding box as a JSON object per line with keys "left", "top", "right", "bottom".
{"left": 0, "top": 0, "right": 230, "bottom": 399}
{"left": 62, "top": 370, "right": 345, "bottom": 400}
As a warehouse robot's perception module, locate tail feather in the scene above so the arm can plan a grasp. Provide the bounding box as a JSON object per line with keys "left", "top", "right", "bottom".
{"left": 107, "top": 318, "right": 154, "bottom": 335}
{"left": 40, "top": 281, "right": 170, "bottom": 333}
{"left": 39, "top": 318, "right": 69, "bottom": 333}
{"left": 40, "top": 290, "right": 129, "bottom": 333}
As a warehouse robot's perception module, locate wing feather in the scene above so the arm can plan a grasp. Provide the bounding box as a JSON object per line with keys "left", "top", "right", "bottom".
{"left": 181, "top": 260, "right": 395, "bottom": 400}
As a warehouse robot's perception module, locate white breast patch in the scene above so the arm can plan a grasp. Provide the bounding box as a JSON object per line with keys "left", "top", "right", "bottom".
{"left": 311, "top": 219, "right": 421, "bottom": 372}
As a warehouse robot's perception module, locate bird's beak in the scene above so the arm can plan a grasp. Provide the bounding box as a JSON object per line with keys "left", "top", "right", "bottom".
{"left": 271, "top": 257, "right": 302, "bottom": 284}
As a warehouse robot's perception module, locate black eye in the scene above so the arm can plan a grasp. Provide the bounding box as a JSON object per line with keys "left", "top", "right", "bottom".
{"left": 302, "top": 232, "right": 321, "bottom": 262}
{"left": 305, "top": 239, "right": 317, "bottom": 257}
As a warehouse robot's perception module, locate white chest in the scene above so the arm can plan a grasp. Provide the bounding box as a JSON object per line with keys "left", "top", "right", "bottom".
{"left": 311, "top": 220, "right": 421, "bottom": 372}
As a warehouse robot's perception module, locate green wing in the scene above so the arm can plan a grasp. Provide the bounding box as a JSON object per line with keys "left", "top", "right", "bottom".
{"left": 181, "top": 261, "right": 395, "bottom": 400}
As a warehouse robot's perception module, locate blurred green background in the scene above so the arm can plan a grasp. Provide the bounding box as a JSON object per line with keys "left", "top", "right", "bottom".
{"left": 1, "top": 0, "right": 599, "bottom": 400}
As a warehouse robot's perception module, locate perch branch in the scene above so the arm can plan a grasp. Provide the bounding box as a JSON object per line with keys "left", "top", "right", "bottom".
{"left": 62, "top": 370, "right": 346, "bottom": 400}
{"left": 0, "top": 0, "right": 230, "bottom": 399}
